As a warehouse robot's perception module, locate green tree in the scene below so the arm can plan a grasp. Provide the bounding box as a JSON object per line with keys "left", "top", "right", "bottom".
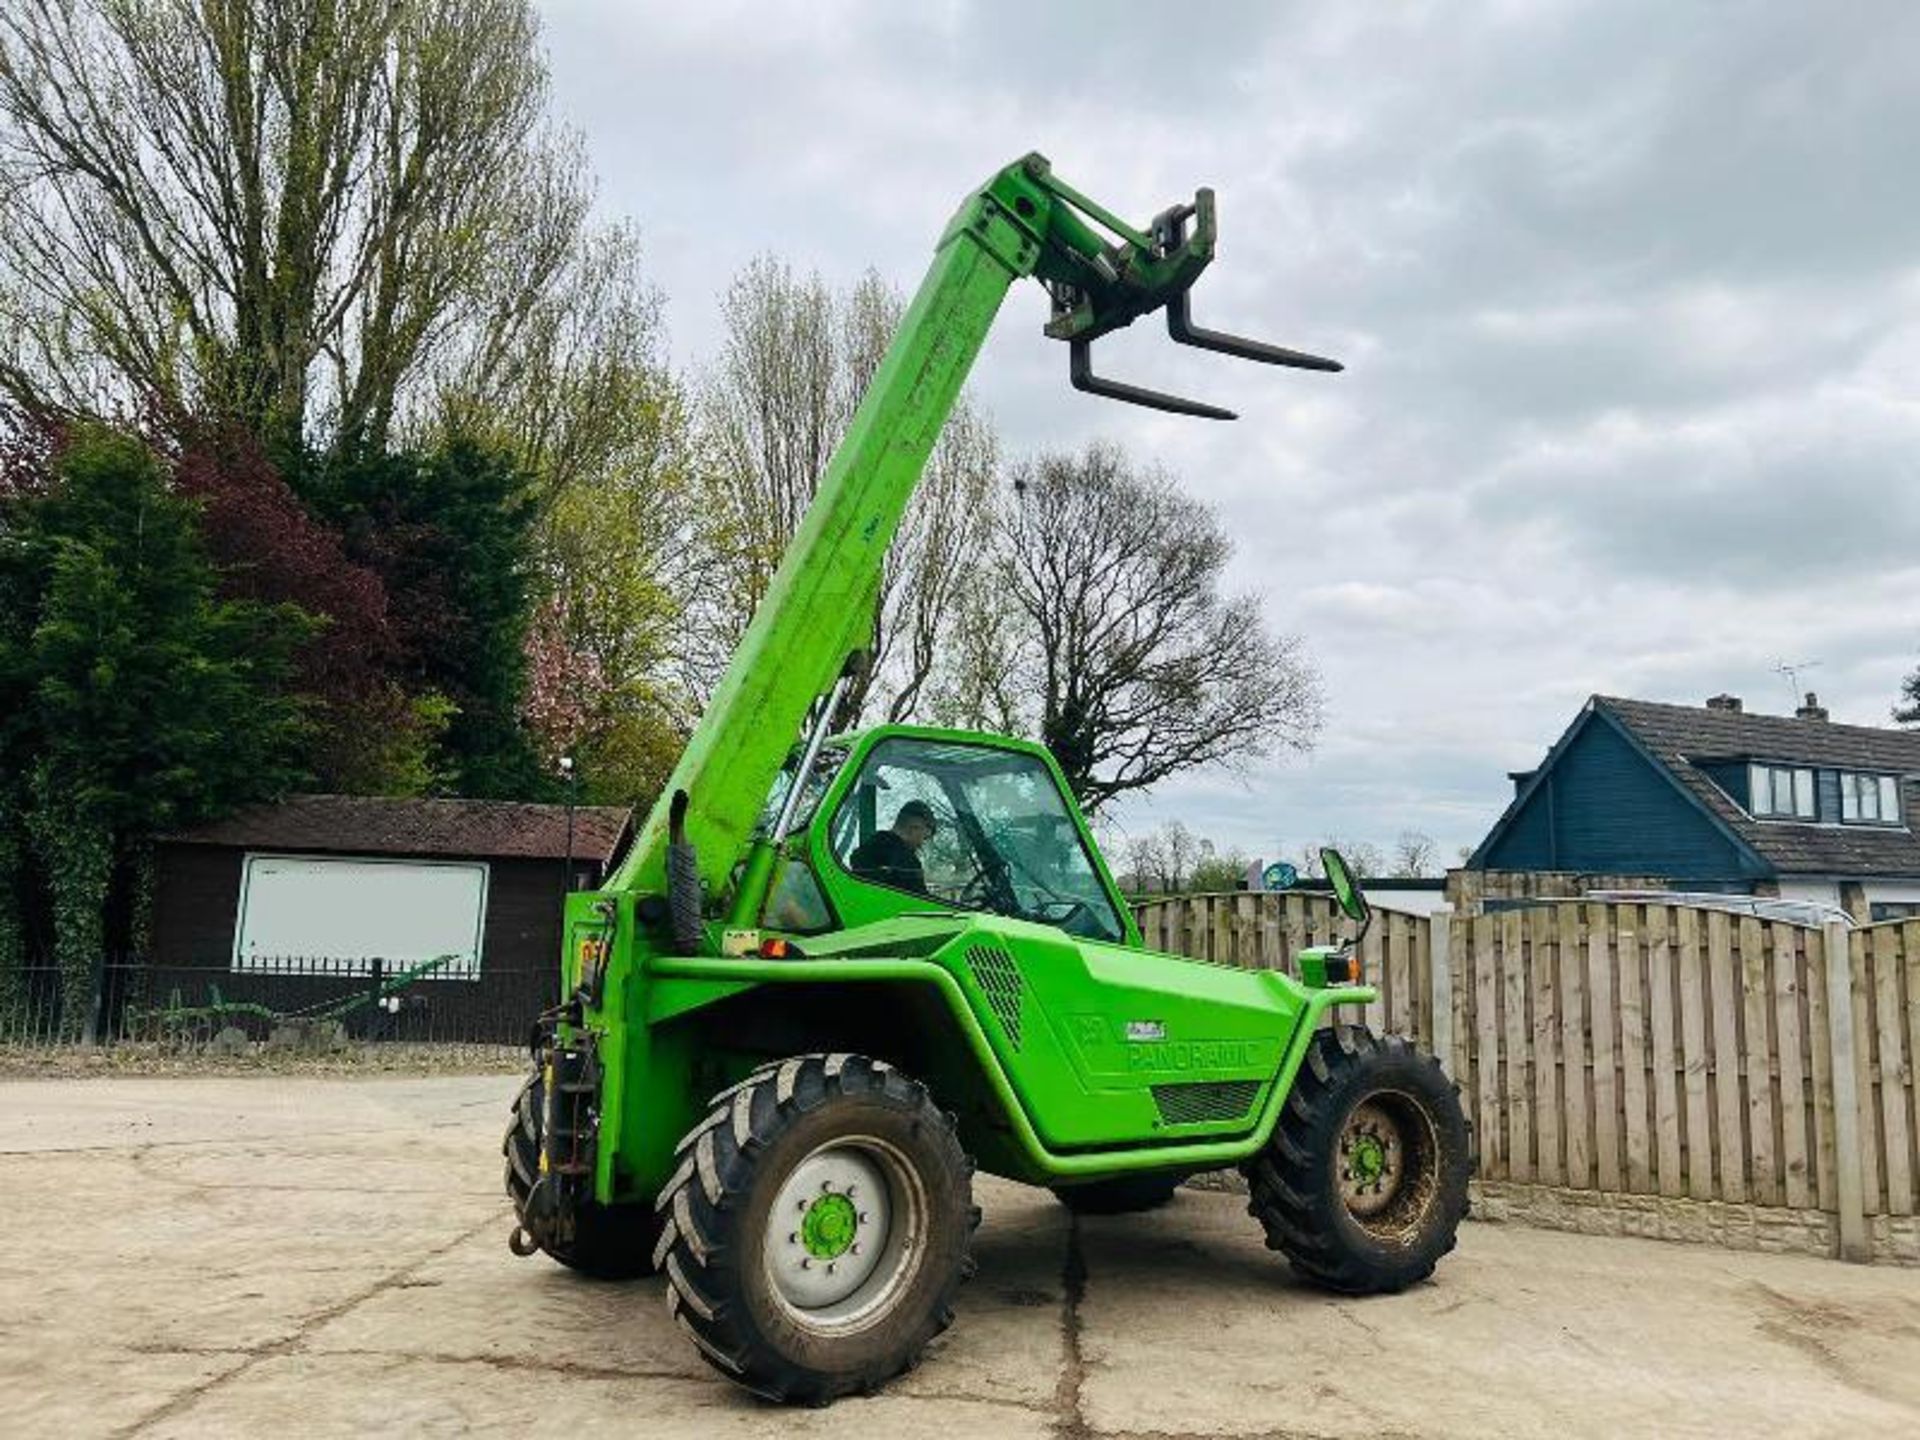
{"left": 307, "top": 436, "right": 542, "bottom": 798}
{"left": 1189, "top": 844, "right": 1255, "bottom": 895}
{"left": 9, "top": 429, "right": 309, "bottom": 1034}
{"left": 522, "top": 439, "right": 694, "bottom": 807}
{"left": 1895, "top": 666, "right": 1920, "bottom": 726}
{"left": 0, "top": 510, "right": 34, "bottom": 1027}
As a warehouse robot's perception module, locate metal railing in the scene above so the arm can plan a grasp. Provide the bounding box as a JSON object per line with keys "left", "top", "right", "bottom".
{"left": 0, "top": 953, "right": 557, "bottom": 1052}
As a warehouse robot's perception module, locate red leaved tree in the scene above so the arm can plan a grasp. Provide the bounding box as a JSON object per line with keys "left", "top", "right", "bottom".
{"left": 167, "top": 425, "right": 431, "bottom": 791}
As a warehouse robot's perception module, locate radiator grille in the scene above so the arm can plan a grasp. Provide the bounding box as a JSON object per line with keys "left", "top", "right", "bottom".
{"left": 966, "top": 945, "right": 1023, "bottom": 1049}
{"left": 1151, "top": 1080, "right": 1262, "bottom": 1127}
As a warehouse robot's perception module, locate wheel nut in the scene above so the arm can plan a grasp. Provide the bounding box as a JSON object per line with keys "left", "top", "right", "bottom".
{"left": 846, "top": 1184, "right": 857, "bottom": 1197}
{"left": 851, "top": 1244, "right": 862, "bottom": 1256}
{"left": 788, "top": 1232, "right": 798, "bottom": 1245}
{"left": 801, "top": 1258, "right": 811, "bottom": 1270}
{"left": 827, "top": 1263, "right": 837, "bottom": 1275}
{"left": 859, "top": 1212, "right": 870, "bottom": 1225}
{"left": 821, "top": 1180, "right": 833, "bottom": 1193}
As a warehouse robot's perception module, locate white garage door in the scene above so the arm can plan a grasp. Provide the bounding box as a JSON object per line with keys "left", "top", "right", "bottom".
{"left": 233, "top": 854, "right": 488, "bottom": 980}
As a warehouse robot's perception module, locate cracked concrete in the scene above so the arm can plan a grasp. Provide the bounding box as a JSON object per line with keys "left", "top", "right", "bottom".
{"left": 2, "top": 1074, "right": 1917, "bottom": 1439}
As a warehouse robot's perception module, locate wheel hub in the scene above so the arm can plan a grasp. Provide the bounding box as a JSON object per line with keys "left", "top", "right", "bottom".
{"left": 800, "top": 1191, "right": 859, "bottom": 1260}
{"left": 764, "top": 1140, "right": 923, "bottom": 1326}
{"left": 1339, "top": 1099, "right": 1405, "bottom": 1218}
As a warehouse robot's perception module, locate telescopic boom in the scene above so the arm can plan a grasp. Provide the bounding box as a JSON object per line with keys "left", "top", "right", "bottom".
{"left": 605, "top": 153, "right": 1338, "bottom": 911}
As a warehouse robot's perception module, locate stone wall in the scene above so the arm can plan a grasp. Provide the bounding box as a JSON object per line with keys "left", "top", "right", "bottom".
{"left": 1184, "top": 1172, "right": 1920, "bottom": 1266}
{"left": 1469, "top": 1181, "right": 1920, "bottom": 1265}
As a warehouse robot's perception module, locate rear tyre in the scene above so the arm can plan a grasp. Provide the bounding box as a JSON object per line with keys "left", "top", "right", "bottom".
{"left": 654, "top": 1053, "right": 976, "bottom": 1404}
{"left": 1243, "top": 1025, "right": 1473, "bottom": 1294}
{"left": 503, "top": 1072, "right": 662, "bottom": 1279}
{"left": 1051, "top": 1172, "right": 1183, "bottom": 1215}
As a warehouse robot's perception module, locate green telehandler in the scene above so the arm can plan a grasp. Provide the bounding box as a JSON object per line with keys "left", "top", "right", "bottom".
{"left": 505, "top": 153, "right": 1474, "bottom": 1404}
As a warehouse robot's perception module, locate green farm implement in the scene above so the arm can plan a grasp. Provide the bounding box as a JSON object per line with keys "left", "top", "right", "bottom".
{"left": 504, "top": 153, "right": 1473, "bottom": 1403}
{"left": 128, "top": 954, "right": 456, "bottom": 1049}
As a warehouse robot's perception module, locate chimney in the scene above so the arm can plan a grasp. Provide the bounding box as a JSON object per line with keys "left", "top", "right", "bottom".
{"left": 1705, "top": 693, "right": 1743, "bottom": 712}
{"left": 1796, "top": 691, "right": 1829, "bottom": 722}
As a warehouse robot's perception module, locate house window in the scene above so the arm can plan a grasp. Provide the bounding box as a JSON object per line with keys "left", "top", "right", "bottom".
{"left": 1749, "top": 763, "right": 1814, "bottom": 819}
{"left": 1840, "top": 773, "right": 1902, "bottom": 826}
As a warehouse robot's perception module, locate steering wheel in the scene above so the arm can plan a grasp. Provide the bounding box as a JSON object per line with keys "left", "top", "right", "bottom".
{"left": 952, "top": 868, "right": 997, "bottom": 910}
{"left": 1029, "top": 897, "right": 1094, "bottom": 933}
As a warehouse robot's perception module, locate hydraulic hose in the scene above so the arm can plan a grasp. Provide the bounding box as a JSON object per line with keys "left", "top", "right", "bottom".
{"left": 666, "top": 789, "right": 704, "bottom": 955}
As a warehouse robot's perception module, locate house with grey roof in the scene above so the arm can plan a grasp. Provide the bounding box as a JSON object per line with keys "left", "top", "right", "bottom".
{"left": 1466, "top": 693, "right": 1920, "bottom": 922}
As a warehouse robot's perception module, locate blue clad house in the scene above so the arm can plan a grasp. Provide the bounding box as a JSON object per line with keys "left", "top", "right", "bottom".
{"left": 1467, "top": 693, "right": 1920, "bottom": 922}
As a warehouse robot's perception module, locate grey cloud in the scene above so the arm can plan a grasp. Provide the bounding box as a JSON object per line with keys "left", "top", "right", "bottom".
{"left": 537, "top": 0, "right": 1920, "bottom": 861}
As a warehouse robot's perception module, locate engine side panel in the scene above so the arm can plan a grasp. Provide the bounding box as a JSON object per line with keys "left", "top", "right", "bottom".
{"left": 939, "top": 916, "right": 1307, "bottom": 1149}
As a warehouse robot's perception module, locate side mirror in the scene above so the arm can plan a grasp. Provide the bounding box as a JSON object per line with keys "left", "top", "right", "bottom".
{"left": 1321, "top": 847, "right": 1372, "bottom": 940}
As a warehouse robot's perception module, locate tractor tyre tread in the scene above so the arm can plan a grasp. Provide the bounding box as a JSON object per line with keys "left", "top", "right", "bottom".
{"left": 1241, "top": 1025, "right": 1474, "bottom": 1295}
{"left": 654, "top": 1052, "right": 975, "bottom": 1404}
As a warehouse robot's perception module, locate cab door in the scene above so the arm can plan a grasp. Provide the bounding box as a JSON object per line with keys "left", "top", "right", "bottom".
{"left": 810, "top": 728, "right": 1137, "bottom": 946}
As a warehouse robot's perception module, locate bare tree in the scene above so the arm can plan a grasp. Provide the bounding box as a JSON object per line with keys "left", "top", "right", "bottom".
{"left": 690, "top": 259, "right": 996, "bottom": 715}
{"left": 1121, "top": 821, "right": 1250, "bottom": 894}
{"left": 1120, "top": 828, "right": 1168, "bottom": 895}
{"left": 1312, "top": 837, "right": 1384, "bottom": 880}
{"left": 1162, "top": 822, "right": 1204, "bottom": 892}
{"left": 923, "top": 556, "right": 1025, "bottom": 736}
{"left": 692, "top": 258, "right": 838, "bottom": 663}
{"left": 1392, "top": 829, "right": 1438, "bottom": 878}
{"left": 0, "top": 0, "right": 607, "bottom": 452}
{"left": 433, "top": 219, "right": 676, "bottom": 506}
{"left": 997, "top": 442, "right": 1321, "bottom": 813}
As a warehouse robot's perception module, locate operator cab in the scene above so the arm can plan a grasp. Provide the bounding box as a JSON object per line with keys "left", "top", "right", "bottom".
{"left": 756, "top": 727, "right": 1132, "bottom": 944}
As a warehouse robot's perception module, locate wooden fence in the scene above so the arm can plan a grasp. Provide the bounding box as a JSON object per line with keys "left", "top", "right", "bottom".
{"left": 1134, "top": 891, "right": 1432, "bottom": 1050}
{"left": 1133, "top": 893, "right": 1920, "bottom": 1261}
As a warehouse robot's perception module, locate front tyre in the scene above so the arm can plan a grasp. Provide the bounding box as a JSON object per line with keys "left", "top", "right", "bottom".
{"left": 654, "top": 1053, "right": 976, "bottom": 1404}
{"left": 1243, "top": 1026, "right": 1472, "bottom": 1294}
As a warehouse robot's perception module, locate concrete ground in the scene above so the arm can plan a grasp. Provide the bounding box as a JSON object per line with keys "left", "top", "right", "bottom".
{"left": 2, "top": 1075, "right": 1917, "bottom": 1440}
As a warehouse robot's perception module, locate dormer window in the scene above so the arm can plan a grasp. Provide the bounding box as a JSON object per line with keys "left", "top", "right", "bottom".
{"left": 1840, "top": 772, "right": 1901, "bottom": 826}
{"left": 1749, "top": 763, "right": 1814, "bottom": 819}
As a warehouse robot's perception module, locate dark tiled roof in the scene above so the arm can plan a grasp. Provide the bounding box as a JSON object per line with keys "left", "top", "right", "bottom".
{"left": 168, "top": 794, "right": 633, "bottom": 864}
{"left": 1597, "top": 697, "right": 1920, "bottom": 878}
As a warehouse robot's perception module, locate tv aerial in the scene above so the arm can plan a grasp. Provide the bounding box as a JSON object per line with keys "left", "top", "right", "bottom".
{"left": 1774, "top": 659, "right": 1821, "bottom": 707}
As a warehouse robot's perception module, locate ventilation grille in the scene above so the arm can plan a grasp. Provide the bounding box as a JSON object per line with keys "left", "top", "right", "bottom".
{"left": 966, "top": 945, "right": 1023, "bottom": 1049}
{"left": 1151, "top": 1080, "right": 1262, "bottom": 1127}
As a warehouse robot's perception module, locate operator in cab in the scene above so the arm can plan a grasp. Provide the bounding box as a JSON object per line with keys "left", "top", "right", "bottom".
{"left": 850, "top": 800, "right": 938, "bottom": 895}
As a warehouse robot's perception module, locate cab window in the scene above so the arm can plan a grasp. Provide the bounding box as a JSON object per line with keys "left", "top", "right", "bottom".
{"left": 828, "top": 737, "right": 1126, "bottom": 942}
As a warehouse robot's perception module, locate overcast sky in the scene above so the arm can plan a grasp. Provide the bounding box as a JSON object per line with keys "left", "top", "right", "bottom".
{"left": 537, "top": 1, "right": 1920, "bottom": 869}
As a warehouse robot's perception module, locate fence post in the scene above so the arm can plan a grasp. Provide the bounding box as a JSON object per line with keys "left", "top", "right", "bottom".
{"left": 1430, "top": 911, "right": 1454, "bottom": 1075}
{"left": 82, "top": 950, "right": 109, "bottom": 1047}
{"left": 1822, "top": 920, "right": 1870, "bottom": 1262}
